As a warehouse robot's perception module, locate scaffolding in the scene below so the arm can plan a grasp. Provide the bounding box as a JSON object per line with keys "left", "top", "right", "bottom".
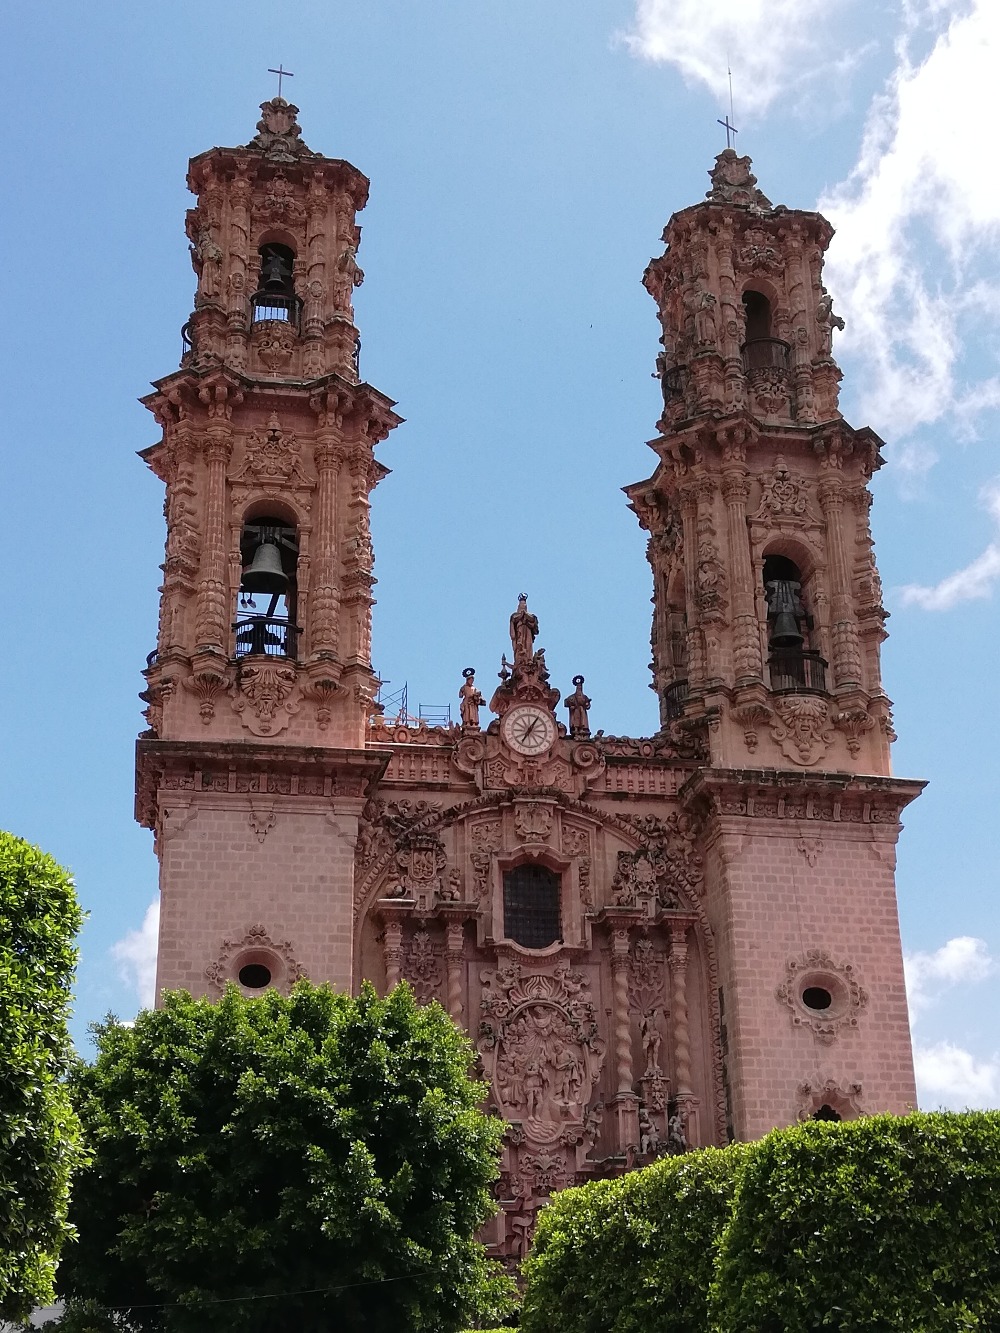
{"left": 374, "top": 679, "right": 451, "bottom": 728}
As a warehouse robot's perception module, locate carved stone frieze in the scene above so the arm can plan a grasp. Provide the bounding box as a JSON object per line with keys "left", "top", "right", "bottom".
{"left": 253, "top": 320, "right": 298, "bottom": 372}
{"left": 230, "top": 413, "right": 311, "bottom": 490}
{"left": 753, "top": 455, "right": 815, "bottom": 526}
{"left": 479, "top": 960, "right": 606, "bottom": 1148}
{"left": 622, "top": 811, "right": 704, "bottom": 901}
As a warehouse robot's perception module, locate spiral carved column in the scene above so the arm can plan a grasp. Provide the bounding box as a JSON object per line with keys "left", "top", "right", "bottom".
{"left": 445, "top": 922, "right": 465, "bottom": 1023}
{"left": 669, "top": 922, "right": 700, "bottom": 1146}
{"left": 194, "top": 427, "right": 232, "bottom": 651}
{"left": 383, "top": 919, "right": 404, "bottom": 993}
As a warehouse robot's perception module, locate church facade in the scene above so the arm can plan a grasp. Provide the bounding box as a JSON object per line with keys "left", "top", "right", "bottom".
{"left": 135, "top": 99, "right": 923, "bottom": 1260}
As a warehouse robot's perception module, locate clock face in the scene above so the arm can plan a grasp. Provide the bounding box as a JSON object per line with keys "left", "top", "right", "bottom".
{"left": 502, "top": 705, "right": 557, "bottom": 757}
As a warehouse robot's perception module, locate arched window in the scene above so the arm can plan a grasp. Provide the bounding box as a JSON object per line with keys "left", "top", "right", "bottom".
{"left": 503, "top": 865, "right": 561, "bottom": 949}
{"left": 742, "top": 289, "right": 788, "bottom": 372}
{"left": 763, "top": 554, "right": 826, "bottom": 692}
{"left": 811, "top": 1104, "right": 842, "bottom": 1123}
{"left": 234, "top": 517, "right": 301, "bottom": 659}
{"left": 252, "top": 243, "right": 300, "bottom": 326}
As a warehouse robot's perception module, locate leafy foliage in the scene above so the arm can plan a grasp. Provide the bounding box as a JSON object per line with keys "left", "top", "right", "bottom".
{"left": 0, "top": 831, "right": 85, "bottom": 1321}
{"left": 60, "top": 981, "right": 515, "bottom": 1333}
{"left": 520, "top": 1144, "right": 747, "bottom": 1333}
{"left": 710, "top": 1111, "right": 1000, "bottom": 1332}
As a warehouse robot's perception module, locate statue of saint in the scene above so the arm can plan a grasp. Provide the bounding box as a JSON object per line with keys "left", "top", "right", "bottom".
{"left": 509, "top": 594, "right": 539, "bottom": 667}
{"left": 565, "top": 675, "right": 592, "bottom": 738}
{"left": 458, "top": 668, "right": 484, "bottom": 730}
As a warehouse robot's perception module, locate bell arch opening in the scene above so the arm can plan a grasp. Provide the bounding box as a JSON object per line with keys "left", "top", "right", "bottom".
{"left": 252, "top": 243, "right": 300, "bottom": 326}
{"left": 762, "top": 552, "right": 826, "bottom": 692}
{"left": 742, "top": 288, "right": 789, "bottom": 374}
{"left": 234, "top": 515, "right": 301, "bottom": 659}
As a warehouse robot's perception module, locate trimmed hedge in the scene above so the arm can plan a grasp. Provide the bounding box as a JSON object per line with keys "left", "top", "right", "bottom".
{"left": 520, "top": 1112, "right": 1000, "bottom": 1332}
{"left": 520, "top": 1145, "right": 747, "bottom": 1333}
{"left": 711, "top": 1111, "right": 1000, "bottom": 1332}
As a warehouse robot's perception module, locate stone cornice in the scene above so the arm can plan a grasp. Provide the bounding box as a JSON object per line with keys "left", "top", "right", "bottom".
{"left": 679, "top": 767, "right": 925, "bottom": 826}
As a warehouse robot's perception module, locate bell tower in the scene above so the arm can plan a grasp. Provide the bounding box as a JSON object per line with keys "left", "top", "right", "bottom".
{"left": 626, "top": 150, "right": 924, "bottom": 1137}
{"left": 136, "top": 98, "right": 400, "bottom": 999}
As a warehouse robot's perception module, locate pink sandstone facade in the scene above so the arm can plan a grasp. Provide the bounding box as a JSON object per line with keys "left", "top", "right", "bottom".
{"left": 135, "top": 100, "right": 923, "bottom": 1261}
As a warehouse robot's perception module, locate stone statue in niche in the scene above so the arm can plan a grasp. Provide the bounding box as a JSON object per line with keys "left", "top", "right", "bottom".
{"left": 458, "top": 668, "right": 485, "bottom": 731}
{"left": 667, "top": 1109, "right": 689, "bottom": 1155}
{"left": 639, "top": 1010, "right": 663, "bottom": 1077}
{"left": 565, "top": 675, "right": 592, "bottom": 738}
{"left": 695, "top": 290, "right": 717, "bottom": 345}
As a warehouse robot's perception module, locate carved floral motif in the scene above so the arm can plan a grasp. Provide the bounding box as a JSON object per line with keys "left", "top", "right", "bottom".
{"left": 404, "top": 927, "right": 442, "bottom": 1004}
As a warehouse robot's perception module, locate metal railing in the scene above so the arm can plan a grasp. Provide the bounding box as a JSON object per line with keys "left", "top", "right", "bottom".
{"left": 233, "top": 615, "right": 301, "bottom": 660}
{"left": 742, "top": 338, "right": 790, "bottom": 374}
{"left": 768, "top": 648, "right": 828, "bottom": 693}
{"left": 663, "top": 679, "right": 689, "bottom": 720}
{"left": 250, "top": 292, "right": 301, "bottom": 328}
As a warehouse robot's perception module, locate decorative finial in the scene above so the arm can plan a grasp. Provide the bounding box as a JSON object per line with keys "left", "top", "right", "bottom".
{"left": 267, "top": 65, "right": 294, "bottom": 99}
{"left": 245, "top": 94, "right": 314, "bottom": 162}
{"left": 718, "top": 61, "right": 738, "bottom": 149}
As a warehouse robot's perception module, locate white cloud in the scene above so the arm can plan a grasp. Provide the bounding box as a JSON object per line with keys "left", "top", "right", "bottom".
{"left": 820, "top": 0, "right": 1000, "bottom": 454}
{"left": 899, "top": 479, "right": 1000, "bottom": 609}
{"left": 904, "top": 935, "right": 993, "bottom": 1019}
{"left": 914, "top": 1040, "right": 1000, "bottom": 1110}
{"left": 619, "top": 0, "right": 852, "bottom": 115}
{"left": 111, "top": 898, "right": 160, "bottom": 1009}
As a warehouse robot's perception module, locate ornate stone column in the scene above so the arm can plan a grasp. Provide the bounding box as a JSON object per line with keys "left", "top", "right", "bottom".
{"left": 444, "top": 921, "right": 465, "bottom": 1024}
{"left": 382, "top": 918, "right": 404, "bottom": 992}
{"left": 679, "top": 481, "right": 705, "bottom": 690}
{"left": 605, "top": 915, "right": 640, "bottom": 1154}
{"left": 818, "top": 472, "right": 862, "bottom": 689}
{"left": 720, "top": 440, "right": 762, "bottom": 683}
{"left": 307, "top": 434, "right": 343, "bottom": 660}
{"left": 669, "top": 921, "right": 700, "bottom": 1146}
{"left": 194, "top": 424, "right": 232, "bottom": 652}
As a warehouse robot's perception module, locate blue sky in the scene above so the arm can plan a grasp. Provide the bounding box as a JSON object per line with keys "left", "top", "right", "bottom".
{"left": 4, "top": 0, "right": 1000, "bottom": 1106}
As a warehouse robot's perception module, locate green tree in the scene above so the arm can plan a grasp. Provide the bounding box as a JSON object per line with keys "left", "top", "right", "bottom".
{"left": 59, "top": 981, "right": 515, "bottom": 1333}
{"left": 0, "top": 831, "right": 85, "bottom": 1321}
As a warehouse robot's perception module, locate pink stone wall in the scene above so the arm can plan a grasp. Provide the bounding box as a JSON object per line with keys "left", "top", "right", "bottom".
{"left": 155, "top": 796, "right": 363, "bottom": 998}
{"left": 704, "top": 821, "right": 915, "bottom": 1138}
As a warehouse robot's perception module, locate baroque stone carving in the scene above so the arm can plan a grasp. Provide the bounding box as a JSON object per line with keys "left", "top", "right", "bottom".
{"left": 776, "top": 950, "right": 869, "bottom": 1044}
{"left": 253, "top": 320, "right": 297, "bottom": 371}
{"left": 797, "top": 1077, "right": 864, "bottom": 1122}
{"left": 754, "top": 455, "right": 812, "bottom": 525}
{"left": 245, "top": 98, "right": 315, "bottom": 162}
{"left": 205, "top": 922, "right": 305, "bottom": 996}
{"left": 479, "top": 960, "right": 606, "bottom": 1147}
{"left": 403, "top": 927, "right": 442, "bottom": 1004}
{"left": 232, "top": 660, "right": 299, "bottom": 737}
{"left": 624, "top": 812, "right": 704, "bottom": 901}
{"left": 230, "top": 414, "right": 310, "bottom": 489}
{"left": 769, "top": 694, "right": 834, "bottom": 766}
{"left": 514, "top": 802, "right": 554, "bottom": 843}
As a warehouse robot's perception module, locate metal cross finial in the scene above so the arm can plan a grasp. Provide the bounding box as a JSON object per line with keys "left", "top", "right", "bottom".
{"left": 717, "top": 116, "right": 738, "bottom": 150}
{"left": 268, "top": 65, "right": 294, "bottom": 98}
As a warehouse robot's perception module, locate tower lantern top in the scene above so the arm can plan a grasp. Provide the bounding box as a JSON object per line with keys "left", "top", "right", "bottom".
{"left": 705, "top": 148, "right": 774, "bottom": 212}
{"left": 244, "top": 97, "right": 316, "bottom": 163}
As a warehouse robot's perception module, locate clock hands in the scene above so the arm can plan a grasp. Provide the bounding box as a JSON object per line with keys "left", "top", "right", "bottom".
{"left": 520, "top": 719, "right": 539, "bottom": 741}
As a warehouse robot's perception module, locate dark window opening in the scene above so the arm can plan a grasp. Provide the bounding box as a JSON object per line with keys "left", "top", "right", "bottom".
{"left": 802, "top": 986, "right": 833, "bottom": 1011}
{"left": 812, "top": 1103, "right": 842, "bottom": 1122}
{"left": 503, "top": 865, "right": 561, "bottom": 949}
{"left": 238, "top": 963, "right": 272, "bottom": 989}
{"left": 743, "top": 289, "right": 773, "bottom": 341}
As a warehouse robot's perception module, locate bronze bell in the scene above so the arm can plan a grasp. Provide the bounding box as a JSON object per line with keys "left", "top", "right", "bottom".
{"left": 241, "top": 541, "right": 288, "bottom": 595}
{"left": 769, "top": 610, "right": 804, "bottom": 648}
{"left": 261, "top": 248, "right": 292, "bottom": 293}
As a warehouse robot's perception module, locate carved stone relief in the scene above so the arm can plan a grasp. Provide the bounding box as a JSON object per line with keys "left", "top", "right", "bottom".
{"left": 769, "top": 694, "right": 834, "bottom": 766}
{"left": 232, "top": 660, "right": 299, "bottom": 737}
{"left": 479, "top": 960, "right": 606, "bottom": 1148}
{"left": 775, "top": 950, "right": 868, "bottom": 1044}
{"left": 205, "top": 922, "right": 305, "bottom": 996}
